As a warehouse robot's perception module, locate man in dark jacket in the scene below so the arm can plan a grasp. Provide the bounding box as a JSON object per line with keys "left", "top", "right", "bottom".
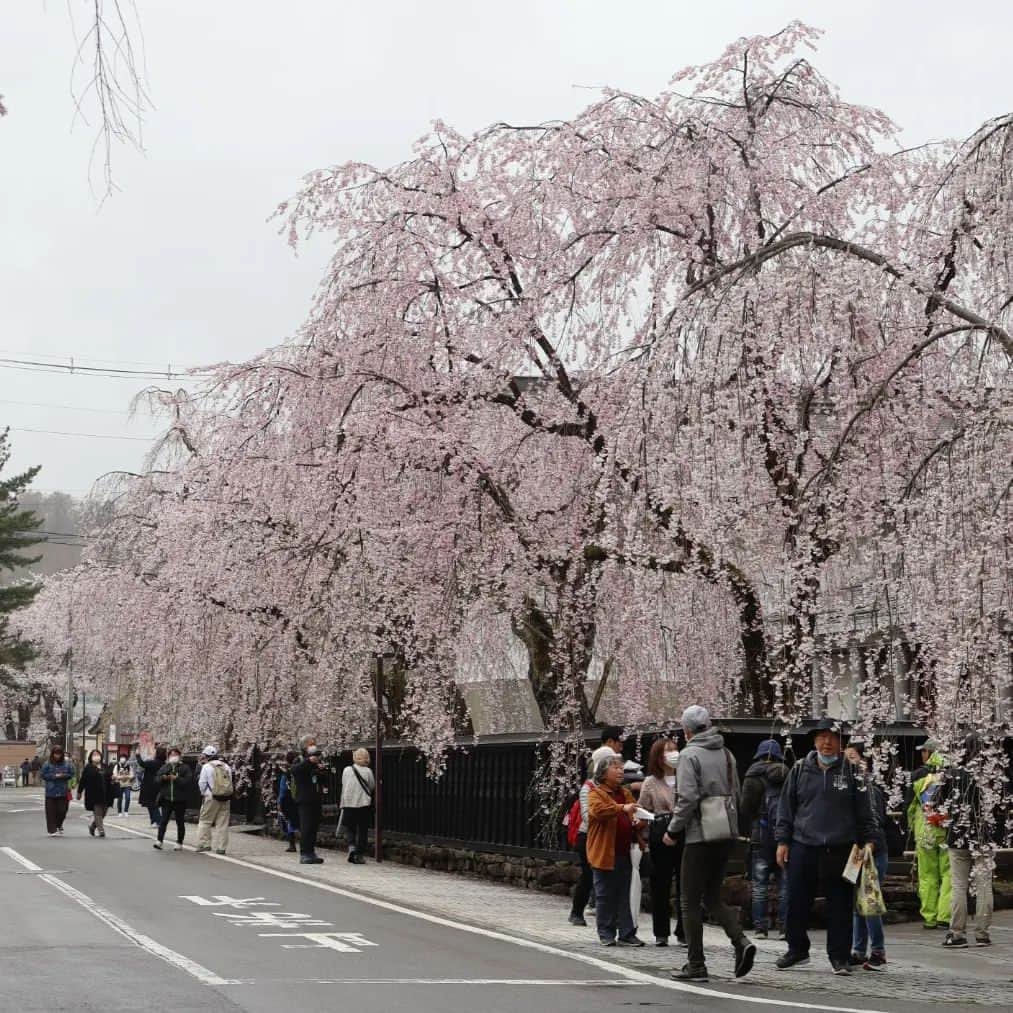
{"left": 739, "top": 739, "right": 790, "bottom": 939}
{"left": 937, "top": 733, "right": 994, "bottom": 948}
{"left": 775, "top": 718, "right": 878, "bottom": 975}
{"left": 291, "top": 739, "right": 327, "bottom": 865}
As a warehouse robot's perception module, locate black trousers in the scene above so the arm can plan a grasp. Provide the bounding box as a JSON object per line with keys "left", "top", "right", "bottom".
{"left": 158, "top": 800, "right": 187, "bottom": 844}
{"left": 570, "top": 832, "right": 594, "bottom": 916}
{"left": 680, "top": 840, "right": 745, "bottom": 971}
{"left": 45, "top": 796, "right": 68, "bottom": 834}
{"left": 298, "top": 803, "right": 321, "bottom": 856}
{"left": 649, "top": 835, "right": 685, "bottom": 941}
{"left": 343, "top": 805, "right": 370, "bottom": 855}
{"left": 785, "top": 842, "right": 855, "bottom": 963}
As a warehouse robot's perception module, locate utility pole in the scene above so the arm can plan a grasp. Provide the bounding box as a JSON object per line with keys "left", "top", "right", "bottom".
{"left": 374, "top": 653, "right": 384, "bottom": 863}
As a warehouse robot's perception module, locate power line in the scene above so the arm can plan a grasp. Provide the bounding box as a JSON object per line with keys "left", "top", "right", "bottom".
{"left": 0, "top": 357, "right": 208, "bottom": 381}
{"left": 10, "top": 427, "right": 156, "bottom": 442}
{"left": 0, "top": 348, "right": 209, "bottom": 371}
{"left": 0, "top": 398, "right": 131, "bottom": 416}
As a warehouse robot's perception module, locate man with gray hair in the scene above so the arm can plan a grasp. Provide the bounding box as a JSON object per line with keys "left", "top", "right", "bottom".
{"left": 662, "top": 705, "right": 755, "bottom": 982}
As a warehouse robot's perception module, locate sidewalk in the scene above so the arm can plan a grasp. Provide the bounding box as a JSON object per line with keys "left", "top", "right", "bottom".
{"left": 111, "top": 812, "right": 1013, "bottom": 1006}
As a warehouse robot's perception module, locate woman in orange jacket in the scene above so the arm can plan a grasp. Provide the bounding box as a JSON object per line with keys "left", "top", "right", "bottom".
{"left": 587, "top": 753, "right": 644, "bottom": 947}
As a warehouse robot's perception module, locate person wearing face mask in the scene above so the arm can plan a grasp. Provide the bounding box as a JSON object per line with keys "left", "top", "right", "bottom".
{"left": 774, "top": 718, "right": 878, "bottom": 975}
{"left": 153, "top": 747, "right": 194, "bottom": 852}
{"left": 291, "top": 736, "right": 326, "bottom": 864}
{"left": 41, "top": 745, "right": 75, "bottom": 836}
{"left": 138, "top": 747, "right": 166, "bottom": 826}
{"left": 637, "top": 737, "right": 685, "bottom": 947}
{"left": 77, "top": 749, "right": 115, "bottom": 838}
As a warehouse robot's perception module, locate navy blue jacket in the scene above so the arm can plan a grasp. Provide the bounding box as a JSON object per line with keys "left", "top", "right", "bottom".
{"left": 775, "top": 751, "right": 877, "bottom": 848}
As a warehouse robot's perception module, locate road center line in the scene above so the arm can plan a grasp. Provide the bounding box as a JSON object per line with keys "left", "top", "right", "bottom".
{"left": 0, "top": 845, "right": 236, "bottom": 987}
{"left": 108, "top": 824, "right": 889, "bottom": 1013}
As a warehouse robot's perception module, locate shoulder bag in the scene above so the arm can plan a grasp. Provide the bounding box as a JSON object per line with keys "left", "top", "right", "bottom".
{"left": 696, "top": 748, "right": 738, "bottom": 842}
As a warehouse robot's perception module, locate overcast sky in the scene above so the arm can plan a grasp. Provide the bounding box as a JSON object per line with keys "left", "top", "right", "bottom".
{"left": 2, "top": 0, "right": 1011, "bottom": 499}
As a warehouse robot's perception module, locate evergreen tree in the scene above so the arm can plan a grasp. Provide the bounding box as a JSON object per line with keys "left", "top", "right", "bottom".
{"left": 0, "top": 430, "right": 43, "bottom": 669}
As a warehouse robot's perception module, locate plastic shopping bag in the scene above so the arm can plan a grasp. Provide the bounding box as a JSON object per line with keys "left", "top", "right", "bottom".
{"left": 855, "top": 847, "right": 887, "bottom": 917}
{"left": 629, "top": 843, "right": 642, "bottom": 929}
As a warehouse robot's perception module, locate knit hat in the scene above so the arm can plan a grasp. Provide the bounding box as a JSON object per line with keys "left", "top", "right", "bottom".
{"left": 752, "top": 738, "right": 783, "bottom": 761}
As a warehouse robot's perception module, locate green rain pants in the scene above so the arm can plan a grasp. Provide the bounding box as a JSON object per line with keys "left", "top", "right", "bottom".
{"left": 916, "top": 844, "right": 951, "bottom": 927}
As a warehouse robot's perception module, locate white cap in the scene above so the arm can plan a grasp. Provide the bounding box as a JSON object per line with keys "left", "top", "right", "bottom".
{"left": 201, "top": 745, "right": 218, "bottom": 757}
{"left": 590, "top": 745, "right": 619, "bottom": 767}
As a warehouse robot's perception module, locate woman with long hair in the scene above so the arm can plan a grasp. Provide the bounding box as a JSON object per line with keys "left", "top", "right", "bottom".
{"left": 41, "top": 744, "right": 74, "bottom": 837}
{"left": 137, "top": 747, "right": 166, "bottom": 826}
{"left": 638, "top": 737, "right": 685, "bottom": 946}
{"left": 77, "top": 749, "right": 115, "bottom": 838}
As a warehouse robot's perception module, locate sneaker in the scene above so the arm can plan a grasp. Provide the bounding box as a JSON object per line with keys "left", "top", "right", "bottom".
{"left": 848, "top": 952, "right": 866, "bottom": 966}
{"left": 173, "top": 844, "right": 184, "bottom": 851}
{"left": 776, "top": 951, "right": 811, "bottom": 970}
{"left": 776, "top": 929, "right": 787, "bottom": 941}
{"left": 47, "top": 831, "right": 59, "bottom": 837}
{"left": 153, "top": 842, "right": 163, "bottom": 850}
{"left": 56, "top": 827, "right": 64, "bottom": 835}
{"left": 195, "top": 845, "right": 211, "bottom": 853}
{"left": 672, "top": 964, "right": 708, "bottom": 982}
{"left": 88, "top": 824, "right": 95, "bottom": 837}
{"left": 98, "top": 831, "right": 105, "bottom": 838}
{"left": 923, "top": 922, "right": 938, "bottom": 930}
{"left": 215, "top": 849, "right": 226, "bottom": 855}
{"left": 864, "top": 952, "right": 886, "bottom": 970}
{"left": 568, "top": 915, "right": 587, "bottom": 926}
{"left": 831, "top": 959, "right": 852, "bottom": 976}
{"left": 299, "top": 855, "right": 324, "bottom": 865}
{"left": 599, "top": 938, "right": 616, "bottom": 947}
{"left": 975, "top": 932, "right": 992, "bottom": 947}
{"left": 654, "top": 937, "right": 669, "bottom": 947}
{"left": 754, "top": 928, "right": 768, "bottom": 939}
{"left": 617, "top": 936, "right": 645, "bottom": 947}
{"left": 734, "top": 941, "right": 757, "bottom": 979}
{"left": 942, "top": 932, "right": 967, "bottom": 948}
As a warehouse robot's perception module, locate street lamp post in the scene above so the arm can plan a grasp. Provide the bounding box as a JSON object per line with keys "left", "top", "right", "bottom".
{"left": 374, "top": 653, "right": 384, "bottom": 863}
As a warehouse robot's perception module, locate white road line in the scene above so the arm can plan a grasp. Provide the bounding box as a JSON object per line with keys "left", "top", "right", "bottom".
{"left": 109, "top": 823, "right": 889, "bottom": 1013}
{"left": 0, "top": 845, "right": 236, "bottom": 986}
{"left": 224, "top": 978, "right": 650, "bottom": 986}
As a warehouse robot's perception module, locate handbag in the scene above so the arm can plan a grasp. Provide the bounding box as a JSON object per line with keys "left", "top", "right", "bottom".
{"left": 856, "top": 847, "right": 887, "bottom": 916}
{"left": 696, "top": 749, "right": 738, "bottom": 842}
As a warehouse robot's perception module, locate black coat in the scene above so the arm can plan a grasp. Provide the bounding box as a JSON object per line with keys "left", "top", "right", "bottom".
{"left": 155, "top": 761, "right": 193, "bottom": 805}
{"left": 78, "top": 763, "right": 115, "bottom": 811}
{"left": 137, "top": 758, "right": 162, "bottom": 807}
{"left": 291, "top": 758, "right": 324, "bottom": 809}
{"left": 739, "top": 759, "right": 790, "bottom": 846}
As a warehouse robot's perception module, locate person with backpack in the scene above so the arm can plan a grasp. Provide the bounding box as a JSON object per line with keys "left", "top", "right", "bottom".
{"left": 291, "top": 739, "right": 326, "bottom": 864}
{"left": 774, "top": 717, "right": 878, "bottom": 975}
{"left": 662, "top": 705, "right": 755, "bottom": 983}
{"left": 195, "top": 746, "right": 233, "bottom": 855}
{"left": 153, "top": 747, "right": 193, "bottom": 852}
{"left": 937, "top": 733, "right": 994, "bottom": 948}
{"left": 845, "top": 740, "right": 890, "bottom": 970}
{"left": 41, "top": 745, "right": 75, "bottom": 836}
{"left": 277, "top": 751, "right": 299, "bottom": 853}
{"left": 738, "top": 739, "right": 790, "bottom": 941}
{"left": 112, "top": 756, "right": 135, "bottom": 816}
{"left": 340, "top": 748, "right": 375, "bottom": 864}
{"left": 638, "top": 737, "right": 685, "bottom": 947}
{"left": 565, "top": 752, "right": 600, "bottom": 926}
{"left": 76, "top": 749, "right": 115, "bottom": 838}
{"left": 906, "top": 746, "right": 951, "bottom": 930}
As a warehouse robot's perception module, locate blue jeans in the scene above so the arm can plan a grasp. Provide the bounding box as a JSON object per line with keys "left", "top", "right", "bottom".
{"left": 146, "top": 804, "right": 161, "bottom": 825}
{"left": 852, "top": 847, "right": 889, "bottom": 956}
{"left": 751, "top": 846, "right": 788, "bottom": 931}
{"left": 117, "top": 788, "right": 131, "bottom": 813}
{"left": 592, "top": 851, "right": 636, "bottom": 943}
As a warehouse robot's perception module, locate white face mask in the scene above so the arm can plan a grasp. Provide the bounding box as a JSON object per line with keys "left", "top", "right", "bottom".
{"left": 168, "top": 755, "right": 180, "bottom": 764}
{"left": 664, "top": 751, "right": 680, "bottom": 767}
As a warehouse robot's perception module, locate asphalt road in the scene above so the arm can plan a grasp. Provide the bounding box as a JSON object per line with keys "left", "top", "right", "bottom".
{"left": 0, "top": 791, "right": 964, "bottom": 1013}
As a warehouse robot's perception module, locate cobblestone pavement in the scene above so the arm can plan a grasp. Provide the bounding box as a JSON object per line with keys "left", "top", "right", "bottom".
{"left": 113, "top": 813, "right": 1013, "bottom": 1008}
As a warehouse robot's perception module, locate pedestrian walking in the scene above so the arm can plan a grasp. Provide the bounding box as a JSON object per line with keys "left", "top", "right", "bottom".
{"left": 153, "top": 747, "right": 193, "bottom": 852}
{"left": 41, "top": 745, "right": 75, "bottom": 836}
{"left": 195, "top": 746, "right": 233, "bottom": 855}
{"left": 775, "top": 717, "right": 878, "bottom": 975}
{"left": 277, "top": 751, "right": 299, "bottom": 852}
{"left": 138, "top": 747, "right": 166, "bottom": 826}
{"left": 564, "top": 749, "right": 599, "bottom": 926}
{"left": 30, "top": 756, "right": 41, "bottom": 786}
{"left": 587, "top": 753, "right": 644, "bottom": 948}
{"left": 77, "top": 750, "right": 115, "bottom": 838}
{"left": 340, "top": 748, "right": 375, "bottom": 864}
{"left": 845, "top": 740, "right": 889, "bottom": 969}
{"left": 638, "top": 737, "right": 685, "bottom": 947}
{"left": 739, "top": 738, "right": 790, "bottom": 940}
{"left": 291, "top": 737, "right": 326, "bottom": 864}
{"left": 938, "top": 733, "right": 994, "bottom": 948}
{"left": 113, "top": 757, "right": 134, "bottom": 816}
{"left": 20, "top": 758, "right": 30, "bottom": 788}
{"left": 663, "top": 705, "right": 755, "bottom": 983}
{"left": 907, "top": 744, "right": 951, "bottom": 930}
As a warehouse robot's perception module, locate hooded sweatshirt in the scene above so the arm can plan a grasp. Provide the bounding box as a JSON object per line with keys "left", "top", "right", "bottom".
{"left": 666, "top": 727, "right": 740, "bottom": 845}
{"left": 739, "top": 759, "right": 790, "bottom": 847}
{"left": 775, "top": 750, "right": 877, "bottom": 848}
